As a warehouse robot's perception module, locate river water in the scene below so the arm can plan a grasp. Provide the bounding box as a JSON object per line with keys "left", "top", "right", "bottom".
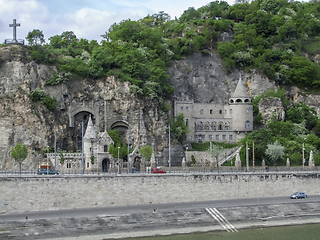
{"left": 125, "top": 223, "right": 320, "bottom": 240}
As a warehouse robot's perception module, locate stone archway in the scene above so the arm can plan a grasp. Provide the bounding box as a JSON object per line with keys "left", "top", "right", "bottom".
{"left": 102, "top": 158, "right": 110, "bottom": 172}
{"left": 110, "top": 120, "right": 129, "bottom": 140}
{"left": 69, "top": 105, "right": 99, "bottom": 128}
{"left": 134, "top": 157, "right": 142, "bottom": 172}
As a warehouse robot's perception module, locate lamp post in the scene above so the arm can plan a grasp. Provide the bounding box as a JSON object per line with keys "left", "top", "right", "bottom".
{"left": 168, "top": 123, "right": 171, "bottom": 173}
{"left": 246, "top": 142, "right": 250, "bottom": 172}
{"left": 127, "top": 127, "right": 130, "bottom": 174}
{"left": 118, "top": 146, "right": 120, "bottom": 174}
{"left": 303, "top": 138, "right": 306, "bottom": 170}
{"left": 54, "top": 125, "right": 56, "bottom": 172}
{"left": 79, "top": 121, "right": 84, "bottom": 174}
{"left": 47, "top": 145, "right": 49, "bottom": 175}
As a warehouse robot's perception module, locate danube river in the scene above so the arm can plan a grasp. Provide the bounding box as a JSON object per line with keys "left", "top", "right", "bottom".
{"left": 127, "top": 223, "right": 320, "bottom": 240}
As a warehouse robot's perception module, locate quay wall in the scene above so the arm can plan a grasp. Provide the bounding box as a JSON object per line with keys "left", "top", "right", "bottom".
{"left": 1, "top": 172, "right": 320, "bottom": 214}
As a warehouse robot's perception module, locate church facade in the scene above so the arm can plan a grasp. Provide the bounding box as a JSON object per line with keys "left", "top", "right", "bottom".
{"left": 48, "top": 116, "right": 144, "bottom": 173}
{"left": 174, "top": 76, "right": 253, "bottom": 143}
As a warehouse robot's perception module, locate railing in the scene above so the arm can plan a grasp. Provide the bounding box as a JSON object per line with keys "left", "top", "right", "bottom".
{"left": 0, "top": 166, "right": 319, "bottom": 176}
{"left": 4, "top": 39, "right": 24, "bottom": 45}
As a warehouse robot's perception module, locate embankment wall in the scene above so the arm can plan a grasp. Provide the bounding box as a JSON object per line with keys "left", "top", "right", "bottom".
{"left": 1, "top": 172, "right": 320, "bottom": 214}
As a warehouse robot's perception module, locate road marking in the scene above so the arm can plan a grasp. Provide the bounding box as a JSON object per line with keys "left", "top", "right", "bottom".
{"left": 206, "top": 208, "right": 238, "bottom": 232}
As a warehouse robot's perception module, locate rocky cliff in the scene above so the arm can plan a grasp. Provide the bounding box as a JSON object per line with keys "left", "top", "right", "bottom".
{"left": 0, "top": 45, "right": 319, "bottom": 170}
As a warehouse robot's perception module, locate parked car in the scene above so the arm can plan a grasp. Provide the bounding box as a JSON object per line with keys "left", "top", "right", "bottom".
{"left": 37, "top": 168, "right": 59, "bottom": 175}
{"left": 290, "top": 192, "right": 307, "bottom": 199}
{"left": 151, "top": 168, "right": 166, "bottom": 174}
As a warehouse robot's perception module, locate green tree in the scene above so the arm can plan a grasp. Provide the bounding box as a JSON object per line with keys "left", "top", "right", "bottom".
{"left": 139, "top": 145, "right": 153, "bottom": 161}
{"left": 207, "top": 142, "right": 223, "bottom": 171}
{"left": 286, "top": 102, "right": 318, "bottom": 131}
{"left": 11, "top": 143, "right": 28, "bottom": 174}
{"left": 107, "top": 129, "right": 122, "bottom": 145}
{"left": 49, "top": 31, "right": 76, "bottom": 49}
{"left": 169, "top": 113, "right": 188, "bottom": 143}
{"left": 26, "top": 29, "right": 45, "bottom": 46}
{"left": 266, "top": 140, "right": 285, "bottom": 167}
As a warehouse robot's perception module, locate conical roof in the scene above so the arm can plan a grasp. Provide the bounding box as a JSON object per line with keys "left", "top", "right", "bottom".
{"left": 84, "top": 115, "right": 96, "bottom": 139}
{"left": 231, "top": 75, "right": 249, "bottom": 98}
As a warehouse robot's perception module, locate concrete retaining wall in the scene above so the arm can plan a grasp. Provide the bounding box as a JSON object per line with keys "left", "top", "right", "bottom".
{"left": 1, "top": 172, "right": 320, "bottom": 214}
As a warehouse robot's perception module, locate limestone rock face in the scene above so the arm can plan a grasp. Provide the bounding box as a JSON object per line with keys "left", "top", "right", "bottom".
{"left": 258, "top": 98, "right": 285, "bottom": 126}
{"left": 0, "top": 47, "right": 169, "bottom": 170}
{"left": 1, "top": 46, "right": 320, "bottom": 170}
{"left": 167, "top": 52, "right": 276, "bottom": 104}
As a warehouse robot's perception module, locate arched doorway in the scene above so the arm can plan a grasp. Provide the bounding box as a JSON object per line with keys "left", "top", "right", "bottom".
{"left": 134, "top": 157, "right": 142, "bottom": 172}
{"left": 102, "top": 158, "right": 110, "bottom": 172}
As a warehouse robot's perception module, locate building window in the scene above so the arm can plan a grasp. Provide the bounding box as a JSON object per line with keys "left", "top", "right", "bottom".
{"left": 222, "top": 135, "right": 226, "bottom": 140}
{"left": 104, "top": 145, "right": 108, "bottom": 152}
{"left": 210, "top": 110, "right": 213, "bottom": 114}
{"left": 219, "top": 110, "right": 222, "bottom": 114}
{"left": 87, "top": 162, "right": 89, "bottom": 168}
{"left": 186, "top": 107, "right": 189, "bottom": 111}
{"left": 230, "top": 109, "right": 232, "bottom": 114}
{"left": 209, "top": 134, "right": 212, "bottom": 140}
{"left": 229, "top": 135, "right": 233, "bottom": 140}
{"left": 216, "top": 135, "right": 219, "bottom": 140}
{"left": 186, "top": 119, "right": 189, "bottom": 127}
{"left": 200, "top": 109, "right": 203, "bottom": 114}
{"left": 225, "top": 110, "right": 227, "bottom": 114}
{"left": 202, "top": 135, "right": 205, "bottom": 141}
{"left": 245, "top": 121, "right": 250, "bottom": 128}
{"left": 181, "top": 106, "right": 183, "bottom": 111}
{"left": 67, "top": 163, "right": 71, "bottom": 168}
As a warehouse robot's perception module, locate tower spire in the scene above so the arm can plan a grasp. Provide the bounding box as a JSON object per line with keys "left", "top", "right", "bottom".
{"left": 84, "top": 115, "right": 96, "bottom": 139}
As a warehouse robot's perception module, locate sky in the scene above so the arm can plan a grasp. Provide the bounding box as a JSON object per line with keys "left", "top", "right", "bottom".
{"left": 0, "top": 0, "right": 236, "bottom": 44}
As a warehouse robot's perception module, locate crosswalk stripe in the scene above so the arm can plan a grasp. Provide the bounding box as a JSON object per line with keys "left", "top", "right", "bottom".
{"left": 205, "top": 207, "right": 238, "bottom": 232}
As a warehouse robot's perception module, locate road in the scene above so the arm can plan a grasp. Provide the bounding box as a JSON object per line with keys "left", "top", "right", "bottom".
{"left": 1, "top": 195, "right": 320, "bottom": 221}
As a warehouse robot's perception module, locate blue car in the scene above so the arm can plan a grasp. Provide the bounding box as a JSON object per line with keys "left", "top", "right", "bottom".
{"left": 290, "top": 192, "right": 307, "bottom": 199}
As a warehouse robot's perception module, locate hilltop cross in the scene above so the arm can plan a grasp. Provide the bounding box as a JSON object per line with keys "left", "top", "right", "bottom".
{"left": 9, "top": 19, "right": 20, "bottom": 42}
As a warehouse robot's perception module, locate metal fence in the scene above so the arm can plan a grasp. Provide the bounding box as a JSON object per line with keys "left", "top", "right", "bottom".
{"left": 0, "top": 166, "right": 319, "bottom": 176}
{"left": 4, "top": 39, "right": 24, "bottom": 44}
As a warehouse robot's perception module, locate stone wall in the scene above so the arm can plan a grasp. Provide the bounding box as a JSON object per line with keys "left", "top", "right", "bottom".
{"left": 1, "top": 172, "right": 320, "bottom": 214}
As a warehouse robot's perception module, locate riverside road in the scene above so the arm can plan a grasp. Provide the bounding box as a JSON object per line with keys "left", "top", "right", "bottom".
{"left": 1, "top": 196, "right": 320, "bottom": 240}
{"left": 1, "top": 195, "right": 320, "bottom": 221}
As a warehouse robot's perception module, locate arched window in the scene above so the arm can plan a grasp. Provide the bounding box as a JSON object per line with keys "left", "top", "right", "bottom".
{"left": 218, "top": 122, "right": 223, "bottom": 130}
{"left": 245, "top": 121, "right": 250, "bottom": 128}
{"left": 204, "top": 121, "right": 210, "bottom": 130}
{"left": 104, "top": 145, "right": 108, "bottom": 152}
{"left": 186, "top": 119, "right": 189, "bottom": 127}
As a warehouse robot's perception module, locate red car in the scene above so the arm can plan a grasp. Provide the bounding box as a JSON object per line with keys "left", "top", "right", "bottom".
{"left": 151, "top": 168, "right": 166, "bottom": 174}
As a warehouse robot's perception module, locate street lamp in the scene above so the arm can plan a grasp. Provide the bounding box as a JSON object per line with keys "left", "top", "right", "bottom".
{"left": 54, "top": 125, "right": 56, "bottom": 172}
{"left": 303, "top": 138, "right": 306, "bottom": 170}
{"left": 78, "top": 121, "right": 84, "bottom": 174}
{"left": 47, "top": 145, "right": 49, "bottom": 175}
{"left": 118, "top": 146, "right": 120, "bottom": 174}
{"left": 127, "top": 127, "right": 130, "bottom": 174}
{"left": 168, "top": 123, "right": 171, "bottom": 173}
{"left": 246, "top": 142, "right": 250, "bottom": 172}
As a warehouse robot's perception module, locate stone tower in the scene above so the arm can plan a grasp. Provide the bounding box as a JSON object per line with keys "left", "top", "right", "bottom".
{"left": 229, "top": 75, "right": 253, "bottom": 135}
{"left": 83, "top": 115, "right": 114, "bottom": 171}
{"left": 83, "top": 115, "right": 97, "bottom": 169}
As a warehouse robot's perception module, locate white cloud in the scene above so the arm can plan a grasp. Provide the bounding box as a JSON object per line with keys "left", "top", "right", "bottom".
{"left": 0, "top": 0, "right": 236, "bottom": 43}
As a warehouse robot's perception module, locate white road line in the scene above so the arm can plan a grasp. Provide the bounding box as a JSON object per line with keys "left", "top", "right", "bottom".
{"left": 206, "top": 208, "right": 230, "bottom": 232}
{"left": 211, "top": 207, "right": 238, "bottom": 232}
{"left": 205, "top": 208, "right": 238, "bottom": 232}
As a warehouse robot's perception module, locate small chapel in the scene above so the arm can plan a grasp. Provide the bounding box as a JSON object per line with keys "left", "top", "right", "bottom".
{"left": 48, "top": 115, "right": 144, "bottom": 173}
